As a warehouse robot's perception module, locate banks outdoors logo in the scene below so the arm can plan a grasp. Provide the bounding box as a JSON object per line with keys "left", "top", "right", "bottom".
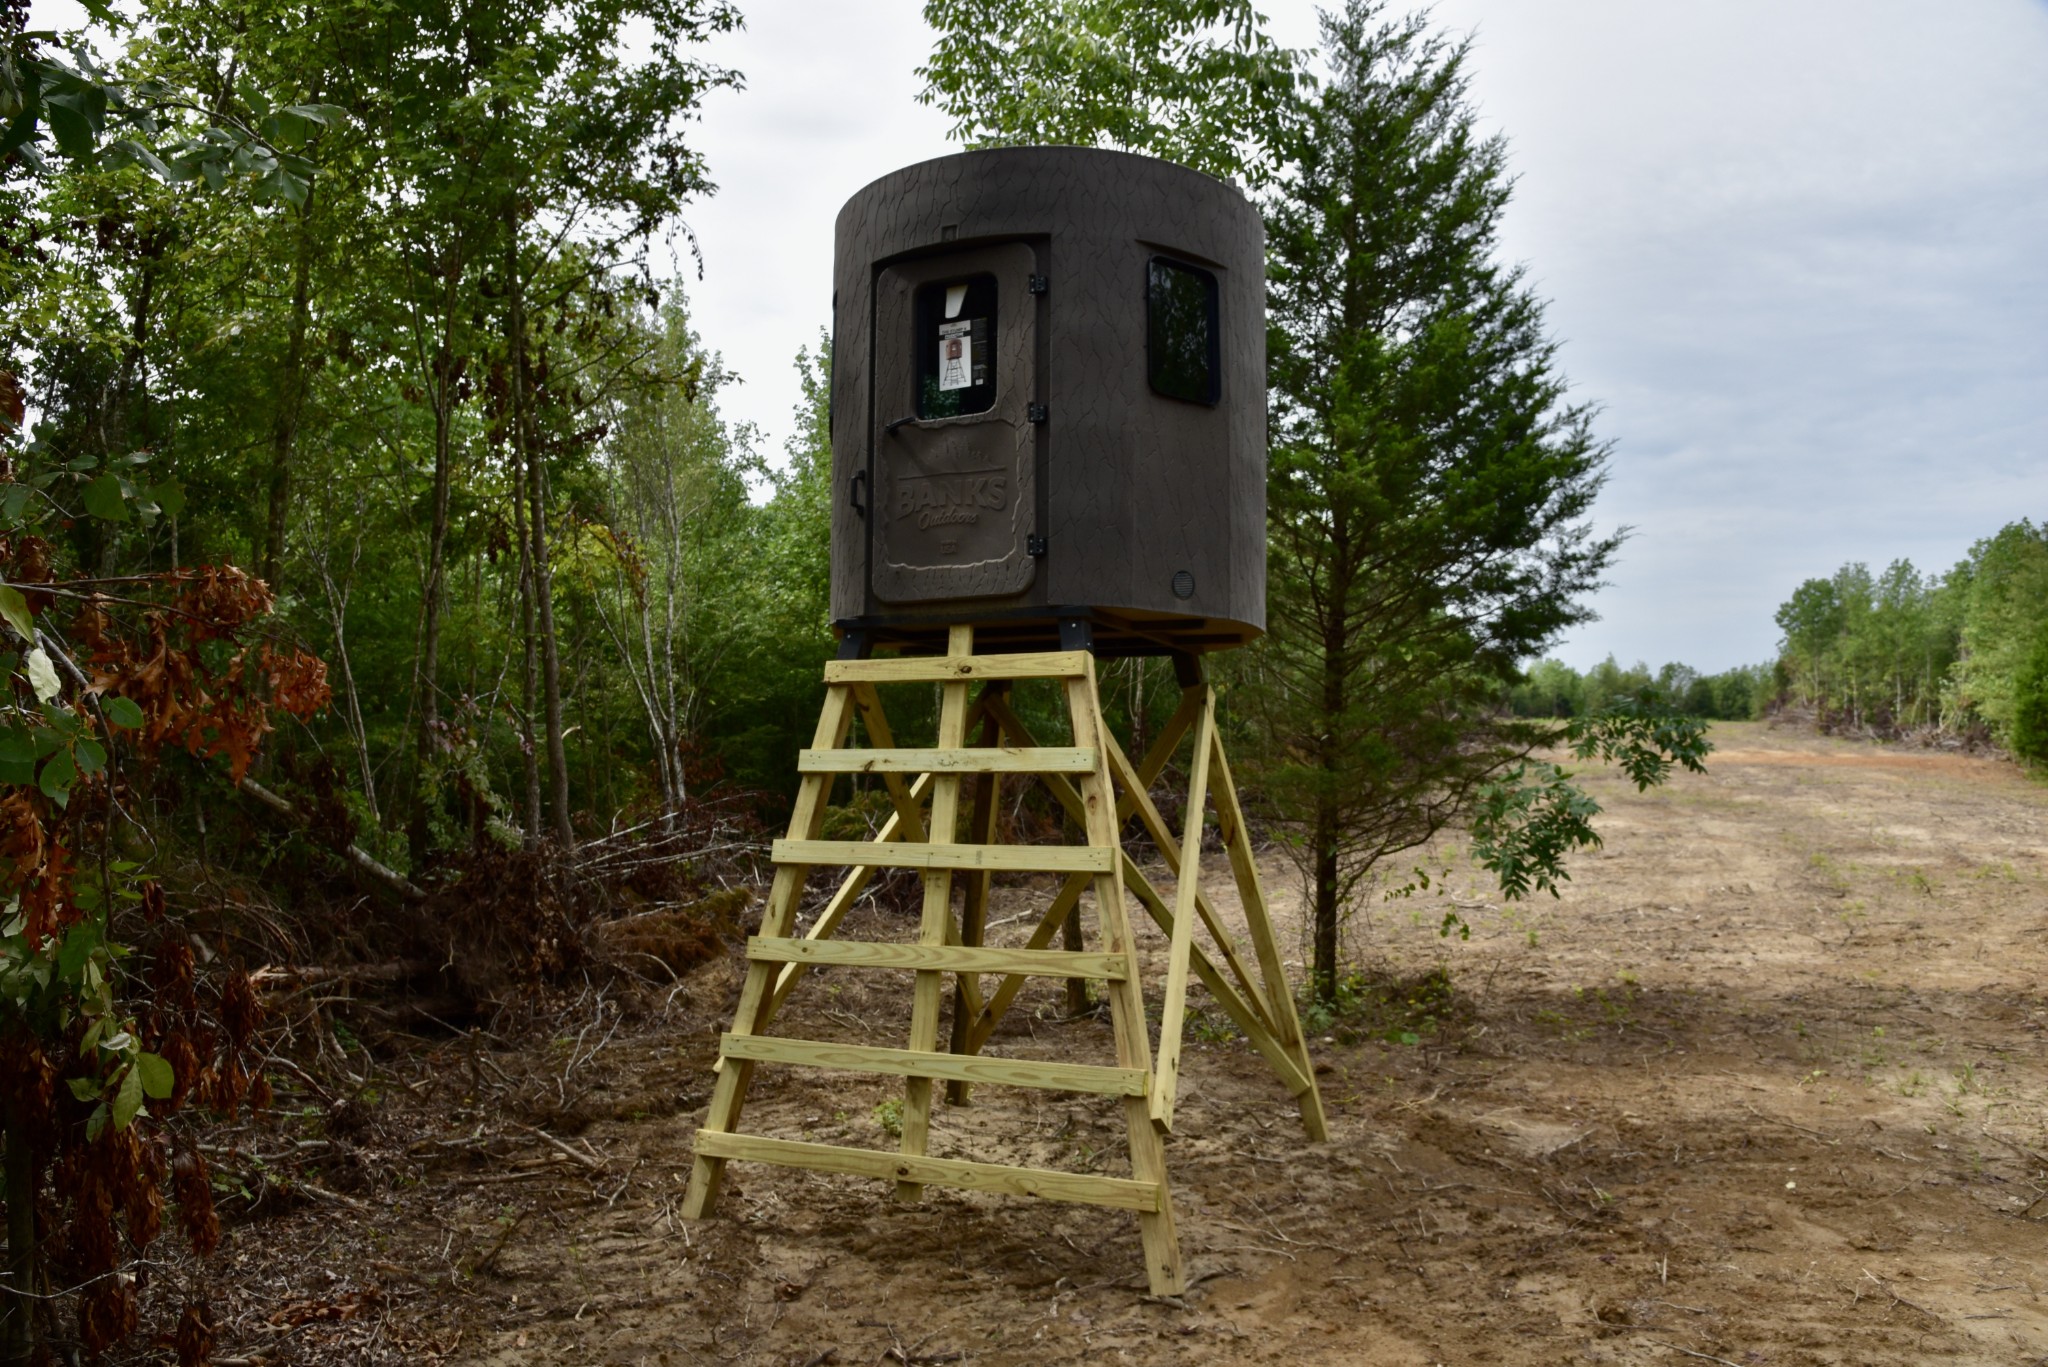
{"left": 894, "top": 468, "right": 1008, "bottom": 530}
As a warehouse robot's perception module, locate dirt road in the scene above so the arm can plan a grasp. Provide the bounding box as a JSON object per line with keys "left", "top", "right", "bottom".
{"left": 190, "top": 722, "right": 2048, "bottom": 1365}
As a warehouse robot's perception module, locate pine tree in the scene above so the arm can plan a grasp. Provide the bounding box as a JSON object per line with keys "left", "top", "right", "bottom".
{"left": 1254, "top": 2, "right": 1622, "bottom": 1001}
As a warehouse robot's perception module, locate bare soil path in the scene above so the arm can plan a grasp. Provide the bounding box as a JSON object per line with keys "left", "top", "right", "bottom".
{"left": 182, "top": 722, "right": 2048, "bottom": 1365}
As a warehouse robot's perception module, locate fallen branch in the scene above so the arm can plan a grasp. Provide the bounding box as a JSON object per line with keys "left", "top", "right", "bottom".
{"left": 238, "top": 777, "right": 427, "bottom": 901}
{"left": 463, "top": 1208, "right": 531, "bottom": 1276}
{"left": 1645, "top": 1343, "right": 1744, "bottom": 1367}
{"left": 512, "top": 1122, "right": 606, "bottom": 1171}
{"left": 251, "top": 960, "right": 440, "bottom": 989}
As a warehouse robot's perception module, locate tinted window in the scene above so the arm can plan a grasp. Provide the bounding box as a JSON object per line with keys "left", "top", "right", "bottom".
{"left": 915, "top": 274, "right": 998, "bottom": 419}
{"left": 1147, "top": 257, "right": 1219, "bottom": 405}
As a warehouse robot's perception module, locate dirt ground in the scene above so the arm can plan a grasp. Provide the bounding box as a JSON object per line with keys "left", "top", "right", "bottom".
{"left": 172, "top": 720, "right": 2048, "bottom": 1366}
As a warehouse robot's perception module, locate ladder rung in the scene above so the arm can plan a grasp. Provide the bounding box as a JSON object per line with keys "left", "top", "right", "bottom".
{"left": 692, "top": 1130, "right": 1162, "bottom": 1212}
{"left": 824, "top": 651, "right": 1090, "bottom": 684}
{"left": 798, "top": 746, "right": 1097, "bottom": 775}
{"left": 747, "top": 937, "right": 1127, "bottom": 980}
{"left": 772, "top": 839, "right": 1114, "bottom": 874}
{"left": 720, "top": 1033, "right": 1147, "bottom": 1097}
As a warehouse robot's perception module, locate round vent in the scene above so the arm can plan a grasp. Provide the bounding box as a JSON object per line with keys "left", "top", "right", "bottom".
{"left": 1171, "top": 570, "right": 1197, "bottom": 600}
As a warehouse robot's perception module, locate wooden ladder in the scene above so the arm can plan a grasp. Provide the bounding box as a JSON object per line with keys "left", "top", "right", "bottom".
{"left": 682, "top": 627, "right": 1326, "bottom": 1296}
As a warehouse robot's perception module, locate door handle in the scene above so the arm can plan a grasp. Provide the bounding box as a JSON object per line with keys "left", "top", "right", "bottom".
{"left": 849, "top": 469, "right": 868, "bottom": 517}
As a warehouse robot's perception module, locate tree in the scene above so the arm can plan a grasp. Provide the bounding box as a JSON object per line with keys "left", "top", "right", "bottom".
{"left": 1253, "top": 3, "right": 1629, "bottom": 1002}
{"left": 1950, "top": 521, "right": 2048, "bottom": 739}
{"left": 2010, "top": 623, "right": 2048, "bottom": 765}
{"left": 918, "top": 0, "right": 1305, "bottom": 182}
{"left": 1769, "top": 555, "right": 1963, "bottom": 734}
{"left": 586, "top": 304, "right": 754, "bottom": 816}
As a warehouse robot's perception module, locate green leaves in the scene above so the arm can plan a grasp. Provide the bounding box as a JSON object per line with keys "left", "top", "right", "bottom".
{"left": 2, "top": 50, "right": 115, "bottom": 169}
{"left": 918, "top": 0, "right": 1307, "bottom": 183}
{"left": 5, "top": 28, "right": 347, "bottom": 212}
{"left": 112, "top": 1059, "right": 145, "bottom": 1128}
{"left": 82, "top": 471, "right": 129, "bottom": 521}
{"left": 134, "top": 1050, "right": 176, "bottom": 1100}
{"left": 0, "top": 585, "right": 33, "bottom": 641}
{"left": 1464, "top": 697, "right": 1713, "bottom": 902}
{"left": 0, "top": 728, "right": 36, "bottom": 785}
{"left": 66, "top": 462, "right": 182, "bottom": 527}
{"left": 0, "top": 485, "right": 33, "bottom": 528}
{"left": 1469, "top": 761, "right": 1604, "bottom": 902}
{"left": 105, "top": 696, "right": 145, "bottom": 729}
{"left": 1565, "top": 697, "right": 1712, "bottom": 793}
{"left": 38, "top": 746, "right": 77, "bottom": 806}
{"left": 1253, "top": 3, "right": 1627, "bottom": 1000}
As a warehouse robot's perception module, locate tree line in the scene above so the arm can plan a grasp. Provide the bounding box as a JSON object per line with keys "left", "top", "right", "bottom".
{"left": 1771, "top": 523, "right": 2048, "bottom": 759}
{"left": 1509, "top": 657, "right": 1771, "bottom": 723}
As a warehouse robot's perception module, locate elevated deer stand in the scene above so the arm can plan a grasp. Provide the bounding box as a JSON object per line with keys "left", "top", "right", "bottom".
{"left": 682, "top": 628, "right": 1326, "bottom": 1295}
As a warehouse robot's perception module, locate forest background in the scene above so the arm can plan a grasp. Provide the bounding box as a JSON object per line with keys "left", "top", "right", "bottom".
{"left": 5, "top": 0, "right": 2042, "bottom": 896}
{"left": 1, "top": 0, "right": 2046, "bottom": 1356}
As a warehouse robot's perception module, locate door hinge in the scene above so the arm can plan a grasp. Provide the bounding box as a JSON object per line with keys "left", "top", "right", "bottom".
{"left": 1027, "top": 534, "right": 1047, "bottom": 558}
{"left": 1027, "top": 403, "right": 1048, "bottom": 424}
{"left": 1028, "top": 274, "right": 1049, "bottom": 295}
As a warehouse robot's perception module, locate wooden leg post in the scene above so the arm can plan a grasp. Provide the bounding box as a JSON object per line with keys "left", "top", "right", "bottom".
{"left": 897, "top": 625, "right": 974, "bottom": 1199}
{"left": 1149, "top": 686, "right": 1215, "bottom": 1133}
{"left": 947, "top": 699, "right": 1002, "bottom": 1105}
{"left": 684, "top": 683, "right": 856, "bottom": 1217}
{"left": 1068, "top": 659, "right": 1185, "bottom": 1297}
{"left": 1208, "top": 727, "right": 1329, "bottom": 1140}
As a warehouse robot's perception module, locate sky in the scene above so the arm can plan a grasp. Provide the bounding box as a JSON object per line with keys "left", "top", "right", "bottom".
{"left": 29, "top": 0, "right": 2048, "bottom": 672}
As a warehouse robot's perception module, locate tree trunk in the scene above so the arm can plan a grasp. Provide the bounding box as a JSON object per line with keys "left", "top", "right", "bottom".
{"left": 319, "top": 565, "right": 379, "bottom": 824}
{"left": 407, "top": 266, "right": 464, "bottom": 869}
{"left": 1312, "top": 801, "right": 1340, "bottom": 1006}
{"left": 511, "top": 454, "right": 543, "bottom": 846}
{"left": 638, "top": 583, "right": 679, "bottom": 813}
{"left": 3, "top": 1108, "right": 35, "bottom": 1365}
{"left": 505, "top": 221, "right": 573, "bottom": 846}
{"left": 263, "top": 195, "right": 315, "bottom": 589}
{"left": 95, "top": 240, "right": 158, "bottom": 576}
{"left": 1311, "top": 552, "right": 1351, "bottom": 1006}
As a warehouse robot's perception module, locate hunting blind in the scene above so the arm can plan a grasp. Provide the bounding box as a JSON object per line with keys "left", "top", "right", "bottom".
{"left": 684, "top": 147, "right": 1325, "bottom": 1295}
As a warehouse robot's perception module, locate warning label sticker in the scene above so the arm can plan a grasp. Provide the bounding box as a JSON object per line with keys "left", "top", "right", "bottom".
{"left": 938, "top": 319, "right": 973, "bottom": 391}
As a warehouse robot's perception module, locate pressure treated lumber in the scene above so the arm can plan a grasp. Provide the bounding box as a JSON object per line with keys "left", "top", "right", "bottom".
{"left": 771, "top": 839, "right": 1114, "bottom": 874}
{"left": 949, "top": 705, "right": 1005, "bottom": 1105}
{"left": 962, "top": 871, "right": 1093, "bottom": 1054}
{"left": 1149, "top": 688, "right": 1215, "bottom": 1131}
{"left": 1207, "top": 727, "right": 1330, "bottom": 1141}
{"left": 745, "top": 937, "right": 1126, "bottom": 980}
{"left": 897, "top": 623, "right": 975, "bottom": 1201}
{"left": 848, "top": 683, "right": 930, "bottom": 841}
{"left": 760, "top": 768, "right": 938, "bottom": 1023}
{"left": 1062, "top": 659, "right": 1185, "bottom": 1294}
{"left": 693, "top": 1131, "right": 1163, "bottom": 1212}
{"left": 824, "top": 651, "right": 1089, "bottom": 684}
{"left": 798, "top": 746, "right": 1096, "bottom": 774}
{"left": 719, "top": 1035, "right": 1147, "bottom": 1097}
{"left": 685, "top": 638, "right": 1323, "bottom": 1300}
{"left": 979, "top": 697, "right": 1279, "bottom": 1041}
{"left": 683, "top": 683, "right": 856, "bottom": 1217}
